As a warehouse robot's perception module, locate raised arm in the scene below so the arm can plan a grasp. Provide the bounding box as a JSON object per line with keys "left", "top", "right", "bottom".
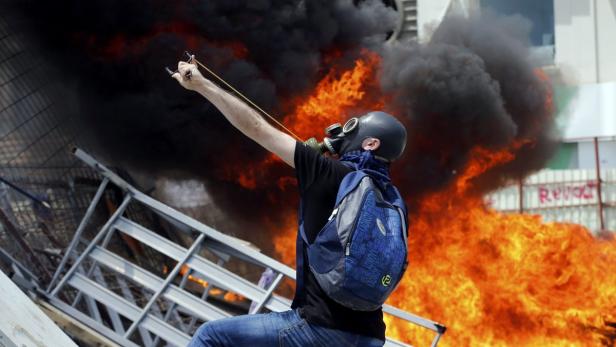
{"left": 172, "top": 60, "right": 296, "bottom": 167}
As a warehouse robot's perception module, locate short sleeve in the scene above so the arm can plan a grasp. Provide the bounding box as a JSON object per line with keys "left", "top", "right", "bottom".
{"left": 294, "top": 141, "right": 349, "bottom": 194}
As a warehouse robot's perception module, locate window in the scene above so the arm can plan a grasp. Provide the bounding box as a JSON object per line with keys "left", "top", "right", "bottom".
{"left": 480, "top": 0, "right": 554, "bottom": 46}
{"left": 480, "top": 0, "right": 555, "bottom": 64}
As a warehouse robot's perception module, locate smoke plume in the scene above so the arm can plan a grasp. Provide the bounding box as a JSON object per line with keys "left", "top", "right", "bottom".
{"left": 5, "top": 2, "right": 557, "bottom": 243}
{"left": 382, "top": 13, "right": 557, "bottom": 201}
{"left": 6, "top": 0, "right": 395, "bottom": 171}
{"left": 5, "top": 0, "right": 396, "bottom": 236}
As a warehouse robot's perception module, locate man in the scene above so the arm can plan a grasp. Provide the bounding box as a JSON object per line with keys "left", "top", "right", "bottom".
{"left": 172, "top": 57, "right": 407, "bottom": 347}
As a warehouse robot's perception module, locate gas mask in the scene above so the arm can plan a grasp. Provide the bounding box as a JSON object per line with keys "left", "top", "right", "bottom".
{"left": 304, "top": 111, "right": 408, "bottom": 162}
{"left": 304, "top": 117, "right": 359, "bottom": 156}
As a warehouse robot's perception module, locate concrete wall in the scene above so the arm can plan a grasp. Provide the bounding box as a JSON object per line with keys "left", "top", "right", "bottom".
{"left": 417, "top": 0, "right": 451, "bottom": 41}
{"left": 578, "top": 140, "right": 616, "bottom": 169}
{"left": 416, "top": 0, "right": 616, "bottom": 83}
{"left": 555, "top": 0, "right": 616, "bottom": 83}
{"left": 417, "top": 0, "right": 483, "bottom": 41}
{"left": 595, "top": 0, "right": 616, "bottom": 82}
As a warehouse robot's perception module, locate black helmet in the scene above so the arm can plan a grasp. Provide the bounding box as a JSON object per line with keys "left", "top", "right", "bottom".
{"left": 333, "top": 111, "right": 407, "bottom": 162}
{"left": 304, "top": 111, "right": 408, "bottom": 162}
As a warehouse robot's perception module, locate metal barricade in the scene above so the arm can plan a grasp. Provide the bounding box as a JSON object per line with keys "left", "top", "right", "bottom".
{"left": 45, "top": 148, "right": 446, "bottom": 347}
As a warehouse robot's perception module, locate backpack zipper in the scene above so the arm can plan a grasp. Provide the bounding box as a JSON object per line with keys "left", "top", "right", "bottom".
{"left": 344, "top": 184, "right": 372, "bottom": 257}
{"left": 328, "top": 208, "right": 339, "bottom": 221}
{"left": 344, "top": 177, "right": 395, "bottom": 257}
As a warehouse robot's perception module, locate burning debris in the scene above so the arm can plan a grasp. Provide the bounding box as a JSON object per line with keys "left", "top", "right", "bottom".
{"left": 4, "top": 1, "right": 616, "bottom": 346}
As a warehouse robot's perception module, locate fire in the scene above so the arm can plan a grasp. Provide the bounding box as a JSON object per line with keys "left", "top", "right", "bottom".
{"left": 272, "top": 49, "right": 385, "bottom": 268}
{"left": 269, "top": 55, "right": 616, "bottom": 346}
{"left": 82, "top": 22, "right": 247, "bottom": 61}
{"left": 178, "top": 264, "right": 209, "bottom": 288}
{"left": 227, "top": 50, "right": 384, "bottom": 190}
{"left": 283, "top": 50, "right": 385, "bottom": 139}
{"left": 385, "top": 156, "right": 616, "bottom": 346}
{"left": 455, "top": 146, "right": 515, "bottom": 194}
{"left": 455, "top": 140, "right": 532, "bottom": 194}
{"left": 163, "top": 265, "right": 246, "bottom": 302}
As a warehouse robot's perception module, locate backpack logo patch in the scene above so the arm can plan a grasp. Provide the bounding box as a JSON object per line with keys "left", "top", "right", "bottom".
{"left": 381, "top": 274, "right": 392, "bottom": 287}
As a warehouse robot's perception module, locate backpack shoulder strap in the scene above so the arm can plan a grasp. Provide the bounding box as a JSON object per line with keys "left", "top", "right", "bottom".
{"left": 294, "top": 200, "right": 307, "bottom": 306}
{"left": 397, "top": 207, "right": 408, "bottom": 240}
{"left": 385, "top": 184, "right": 409, "bottom": 240}
{"left": 299, "top": 170, "right": 369, "bottom": 246}
{"left": 388, "top": 184, "right": 406, "bottom": 211}
{"left": 334, "top": 170, "right": 370, "bottom": 206}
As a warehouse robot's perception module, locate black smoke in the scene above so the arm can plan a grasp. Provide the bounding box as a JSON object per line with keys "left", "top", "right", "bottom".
{"left": 5, "top": 2, "right": 558, "bottom": 244}
{"left": 382, "top": 13, "right": 558, "bottom": 203}
{"left": 4, "top": 0, "right": 397, "bottom": 242}
{"left": 6, "top": 0, "right": 396, "bottom": 173}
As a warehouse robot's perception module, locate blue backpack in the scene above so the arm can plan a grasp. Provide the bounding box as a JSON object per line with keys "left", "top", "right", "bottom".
{"left": 298, "top": 163, "right": 409, "bottom": 311}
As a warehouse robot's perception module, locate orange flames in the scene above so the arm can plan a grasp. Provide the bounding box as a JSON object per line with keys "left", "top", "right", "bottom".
{"left": 283, "top": 50, "right": 385, "bottom": 139}
{"left": 273, "top": 50, "right": 386, "bottom": 265}
{"left": 224, "top": 50, "right": 385, "bottom": 190}
{"left": 84, "top": 23, "right": 247, "bottom": 61}
{"left": 270, "top": 53, "right": 616, "bottom": 346}
{"left": 162, "top": 265, "right": 245, "bottom": 302}
{"left": 385, "top": 150, "right": 616, "bottom": 346}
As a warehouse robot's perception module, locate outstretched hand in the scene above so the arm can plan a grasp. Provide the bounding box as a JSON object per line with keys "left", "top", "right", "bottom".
{"left": 171, "top": 56, "right": 212, "bottom": 92}
{"left": 167, "top": 54, "right": 296, "bottom": 167}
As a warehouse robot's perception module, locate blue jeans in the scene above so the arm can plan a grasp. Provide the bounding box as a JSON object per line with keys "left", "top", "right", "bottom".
{"left": 188, "top": 310, "right": 384, "bottom": 347}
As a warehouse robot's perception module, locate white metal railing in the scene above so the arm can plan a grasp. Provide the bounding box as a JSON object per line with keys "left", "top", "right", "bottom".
{"left": 45, "top": 148, "right": 446, "bottom": 347}
{"left": 486, "top": 168, "right": 616, "bottom": 233}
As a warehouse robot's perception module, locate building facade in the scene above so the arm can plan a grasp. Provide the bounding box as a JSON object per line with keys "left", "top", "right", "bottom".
{"left": 411, "top": 0, "right": 616, "bottom": 232}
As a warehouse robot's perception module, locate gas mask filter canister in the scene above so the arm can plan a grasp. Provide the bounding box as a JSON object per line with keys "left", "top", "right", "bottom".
{"left": 304, "top": 117, "right": 359, "bottom": 155}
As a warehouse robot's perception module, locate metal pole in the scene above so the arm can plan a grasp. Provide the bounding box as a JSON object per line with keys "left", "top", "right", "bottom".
{"left": 38, "top": 222, "right": 64, "bottom": 249}
{"left": 593, "top": 0, "right": 601, "bottom": 82}
{"left": 47, "top": 178, "right": 110, "bottom": 292}
{"left": 116, "top": 276, "right": 154, "bottom": 346}
{"left": 0, "top": 175, "right": 51, "bottom": 209}
{"left": 71, "top": 220, "right": 120, "bottom": 307}
{"left": 123, "top": 233, "right": 206, "bottom": 339}
{"left": 72, "top": 214, "right": 126, "bottom": 307}
{"left": 0, "top": 207, "right": 52, "bottom": 281}
{"left": 518, "top": 177, "right": 524, "bottom": 213}
{"left": 594, "top": 137, "right": 605, "bottom": 230}
{"left": 151, "top": 267, "right": 193, "bottom": 346}
{"left": 185, "top": 258, "right": 225, "bottom": 333}
{"left": 430, "top": 333, "right": 443, "bottom": 347}
{"left": 249, "top": 273, "right": 284, "bottom": 314}
{"left": 50, "top": 195, "right": 131, "bottom": 297}
{"left": 430, "top": 324, "right": 447, "bottom": 347}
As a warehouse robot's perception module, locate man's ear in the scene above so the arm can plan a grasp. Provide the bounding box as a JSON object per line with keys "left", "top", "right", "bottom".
{"left": 361, "top": 137, "right": 381, "bottom": 151}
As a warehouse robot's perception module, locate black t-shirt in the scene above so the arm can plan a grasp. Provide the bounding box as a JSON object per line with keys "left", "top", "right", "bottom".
{"left": 292, "top": 141, "right": 386, "bottom": 341}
